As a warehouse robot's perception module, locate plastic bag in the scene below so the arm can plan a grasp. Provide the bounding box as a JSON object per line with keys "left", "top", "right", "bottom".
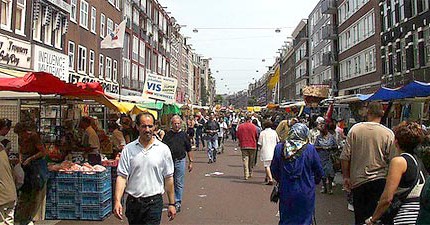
{"left": 13, "top": 163, "right": 24, "bottom": 189}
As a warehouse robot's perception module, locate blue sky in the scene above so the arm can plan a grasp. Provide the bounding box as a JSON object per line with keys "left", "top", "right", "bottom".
{"left": 158, "top": 0, "right": 320, "bottom": 94}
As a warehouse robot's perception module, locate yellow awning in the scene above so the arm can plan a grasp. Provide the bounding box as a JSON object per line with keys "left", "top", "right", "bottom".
{"left": 131, "top": 105, "right": 158, "bottom": 119}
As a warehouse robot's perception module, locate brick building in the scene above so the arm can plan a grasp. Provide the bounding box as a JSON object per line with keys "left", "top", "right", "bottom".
{"left": 337, "top": 0, "right": 381, "bottom": 95}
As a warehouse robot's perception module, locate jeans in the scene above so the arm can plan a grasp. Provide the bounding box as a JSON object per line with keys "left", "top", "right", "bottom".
{"left": 173, "top": 158, "right": 186, "bottom": 205}
{"left": 125, "top": 194, "right": 163, "bottom": 225}
{"left": 207, "top": 136, "right": 218, "bottom": 162}
{"left": 231, "top": 125, "right": 237, "bottom": 141}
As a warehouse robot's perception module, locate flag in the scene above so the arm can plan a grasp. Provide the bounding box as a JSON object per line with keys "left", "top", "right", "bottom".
{"left": 101, "top": 19, "right": 126, "bottom": 49}
{"left": 268, "top": 66, "right": 280, "bottom": 90}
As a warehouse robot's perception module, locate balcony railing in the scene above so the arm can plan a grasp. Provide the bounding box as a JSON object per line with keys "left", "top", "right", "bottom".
{"left": 322, "top": 0, "right": 337, "bottom": 14}
{"left": 322, "top": 52, "right": 338, "bottom": 66}
{"left": 322, "top": 25, "right": 337, "bottom": 40}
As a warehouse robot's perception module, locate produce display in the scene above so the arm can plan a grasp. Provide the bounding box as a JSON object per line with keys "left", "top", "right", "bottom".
{"left": 48, "top": 161, "right": 107, "bottom": 172}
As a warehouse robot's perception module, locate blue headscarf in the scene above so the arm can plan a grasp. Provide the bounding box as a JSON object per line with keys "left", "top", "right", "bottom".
{"left": 283, "top": 123, "right": 309, "bottom": 160}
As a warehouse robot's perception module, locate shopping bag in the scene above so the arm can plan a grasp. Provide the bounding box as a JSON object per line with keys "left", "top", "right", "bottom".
{"left": 13, "top": 163, "right": 24, "bottom": 189}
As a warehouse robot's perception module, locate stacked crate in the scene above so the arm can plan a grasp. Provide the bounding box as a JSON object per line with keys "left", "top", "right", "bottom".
{"left": 46, "top": 169, "right": 112, "bottom": 220}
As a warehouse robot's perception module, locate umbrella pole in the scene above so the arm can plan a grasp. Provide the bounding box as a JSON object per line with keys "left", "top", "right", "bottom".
{"left": 39, "top": 94, "right": 42, "bottom": 133}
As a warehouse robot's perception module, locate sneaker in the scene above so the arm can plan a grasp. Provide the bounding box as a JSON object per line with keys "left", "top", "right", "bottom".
{"left": 332, "top": 182, "right": 336, "bottom": 187}
{"left": 347, "top": 203, "right": 354, "bottom": 212}
{"left": 208, "top": 160, "right": 213, "bottom": 164}
{"left": 320, "top": 187, "right": 327, "bottom": 194}
{"left": 175, "top": 203, "right": 182, "bottom": 213}
{"left": 328, "top": 190, "right": 334, "bottom": 195}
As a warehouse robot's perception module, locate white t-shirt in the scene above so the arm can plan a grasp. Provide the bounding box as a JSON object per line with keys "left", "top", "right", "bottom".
{"left": 258, "top": 128, "right": 279, "bottom": 162}
{"left": 218, "top": 121, "right": 228, "bottom": 137}
{"left": 118, "top": 138, "right": 174, "bottom": 198}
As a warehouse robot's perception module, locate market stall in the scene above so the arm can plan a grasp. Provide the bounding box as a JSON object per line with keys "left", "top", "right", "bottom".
{"left": 0, "top": 72, "right": 117, "bottom": 221}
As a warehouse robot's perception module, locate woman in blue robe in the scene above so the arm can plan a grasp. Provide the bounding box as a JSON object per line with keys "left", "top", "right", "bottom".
{"left": 271, "top": 123, "right": 324, "bottom": 225}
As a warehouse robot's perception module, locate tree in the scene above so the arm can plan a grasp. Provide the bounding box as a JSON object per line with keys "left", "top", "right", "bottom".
{"left": 215, "top": 95, "right": 223, "bottom": 105}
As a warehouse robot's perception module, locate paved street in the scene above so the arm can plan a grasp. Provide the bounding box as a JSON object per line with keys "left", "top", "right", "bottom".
{"left": 37, "top": 139, "right": 354, "bottom": 225}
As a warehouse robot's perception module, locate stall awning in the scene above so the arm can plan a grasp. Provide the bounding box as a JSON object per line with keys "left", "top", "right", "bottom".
{"left": 366, "top": 81, "right": 430, "bottom": 101}
{"left": 0, "top": 68, "right": 27, "bottom": 78}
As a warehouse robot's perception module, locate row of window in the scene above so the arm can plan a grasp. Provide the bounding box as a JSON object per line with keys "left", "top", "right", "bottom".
{"left": 32, "top": 6, "right": 67, "bottom": 49}
{"left": 339, "top": 46, "right": 376, "bottom": 82}
{"left": 295, "top": 43, "right": 307, "bottom": 62}
{"left": 295, "top": 61, "right": 307, "bottom": 79}
{"left": 310, "top": 68, "right": 332, "bottom": 85}
{"left": 339, "top": 11, "right": 375, "bottom": 53}
{"left": 382, "top": 0, "right": 429, "bottom": 32}
{"left": 70, "top": 0, "right": 119, "bottom": 39}
{"left": 338, "top": 0, "right": 370, "bottom": 25}
{"left": 68, "top": 41, "right": 118, "bottom": 81}
{"left": 1, "top": 0, "right": 26, "bottom": 34}
{"left": 382, "top": 27, "right": 430, "bottom": 76}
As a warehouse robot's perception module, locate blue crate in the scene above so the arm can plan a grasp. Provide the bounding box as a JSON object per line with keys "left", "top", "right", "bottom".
{"left": 57, "top": 205, "right": 80, "bottom": 220}
{"left": 80, "top": 200, "right": 112, "bottom": 220}
{"left": 46, "top": 189, "right": 56, "bottom": 204}
{"left": 45, "top": 203, "right": 57, "bottom": 220}
{"left": 81, "top": 169, "right": 110, "bottom": 180}
{"left": 55, "top": 178, "right": 79, "bottom": 192}
{"left": 80, "top": 177, "right": 111, "bottom": 193}
{"left": 56, "top": 191, "right": 79, "bottom": 205}
{"left": 80, "top": 189, "right": 112, "bottom": 205}
{"left": 48, "top": 171, "right": 57, "bottom": 179}
{"left": 56, "top": 171, "right": 80, "bottom": 179}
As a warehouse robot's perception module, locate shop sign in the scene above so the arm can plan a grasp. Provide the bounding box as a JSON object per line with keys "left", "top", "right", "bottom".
{"left": 33, "top": 45, "right": 68, "bottom": 81}
{"left": 69, "top": 73, "right": 119, "bottom": 94}
{"left": 121, "top": 88, "right": 142, "bottom": 96}
{"left": 44, "top": 0, "right": 71, "bottom": 13}
{"left": 0, "top": 34, "right": 31, "bottom": 69}
{"left": 142, "top": 73, "right": 178, "bottom": 104}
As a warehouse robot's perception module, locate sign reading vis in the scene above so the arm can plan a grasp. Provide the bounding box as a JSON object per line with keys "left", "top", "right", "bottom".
{"left": 142, "top": 73, "right": 178, "bottom": 104}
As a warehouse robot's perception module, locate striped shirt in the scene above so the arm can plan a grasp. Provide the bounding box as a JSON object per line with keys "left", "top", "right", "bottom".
{"left": 394, "top": 200, "right": 420, "bottom": 225}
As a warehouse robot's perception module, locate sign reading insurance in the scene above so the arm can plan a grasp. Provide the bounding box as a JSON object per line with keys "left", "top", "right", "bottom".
{"left": 142, "top": 73, "right": 178, "bottom": 104}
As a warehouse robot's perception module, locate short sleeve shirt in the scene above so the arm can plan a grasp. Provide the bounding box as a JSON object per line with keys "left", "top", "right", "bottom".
{"left": 117, "top": 138, "right": 174, "bottom": 198}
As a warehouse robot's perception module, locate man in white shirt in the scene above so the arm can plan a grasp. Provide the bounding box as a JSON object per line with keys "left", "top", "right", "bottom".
{"left": 114, "top": 112, "right": 176, "bottom": 224}
{"left": 79, "top": 117, "right": 100, "bottom": 154}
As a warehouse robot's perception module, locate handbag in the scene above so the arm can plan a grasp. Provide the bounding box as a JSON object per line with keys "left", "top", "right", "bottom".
{"left": 270, "top": 183, "right": 280, "bottom": 203}
{"left": 381, "top": 153, "right": 424, "bottom": 224}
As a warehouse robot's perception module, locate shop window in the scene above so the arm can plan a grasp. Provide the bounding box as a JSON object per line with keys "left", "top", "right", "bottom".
{"left": 68, "top": 42, "right": 75, "bottom": 71}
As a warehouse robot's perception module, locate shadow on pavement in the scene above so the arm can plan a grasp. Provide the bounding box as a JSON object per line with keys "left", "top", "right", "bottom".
{"left": 227, "top": 164, "right": 242, "bottom": 168}
{"left": 230, "top": 180, "right": 266, "bottom": 185}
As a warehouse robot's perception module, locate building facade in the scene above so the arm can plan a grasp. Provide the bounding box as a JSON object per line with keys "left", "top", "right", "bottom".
{"left": 337, "top": 0, "right": 381, "bottom": 95}
{"left": 292, "top": 19, "right": 310, "bottom": 99}
{"left": 279, "top": 43, "right": 296, "bottom": 102}
{"left": 309, "top": 0, "right": 339, "bottom": 96}
{"left": 380, "top": 0, "right": 430, "bottom": 87}
{"left": 65, "top": 0, "right": 121, "bottom": 95}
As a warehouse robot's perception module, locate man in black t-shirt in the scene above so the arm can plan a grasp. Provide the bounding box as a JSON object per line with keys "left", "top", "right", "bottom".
{"left": 163, "top": 115, "right": 194, "bottom": 213}
{"left": 204, "top": 112, "right": 220, "bottom": 163}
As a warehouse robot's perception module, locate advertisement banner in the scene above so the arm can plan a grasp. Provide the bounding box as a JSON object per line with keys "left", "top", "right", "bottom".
{"left": 0, "top": 34, "right": 31, "bottom": 69}
{"left": 142, "top": 73, "right": 177, "bottom": 104}
{"left": 33, "top": 45, "right": 68, "bottom": 81}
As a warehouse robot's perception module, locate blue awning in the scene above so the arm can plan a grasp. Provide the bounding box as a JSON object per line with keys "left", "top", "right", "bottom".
{"left": 366, "top": 81, "right": 430, "bottom": 101}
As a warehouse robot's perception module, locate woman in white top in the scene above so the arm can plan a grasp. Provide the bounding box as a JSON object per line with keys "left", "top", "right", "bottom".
{"left": 258, "top": 120, "right": 279, "bottom": 185}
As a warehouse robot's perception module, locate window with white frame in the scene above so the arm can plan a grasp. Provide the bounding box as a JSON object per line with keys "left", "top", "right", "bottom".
{"left": 123, "top": 59, "right": 130, "bottom": 83}
{"left": 100, "top": 13, "right": 105, "bottom": 38}
{"left": 80, "top": 0, "right": 89, "bottom": 29}
{"left": 107, "top": 18, "right": 113, "bottom": 36}
{"left": 422, "top": 0, "right": 429, "bottom": 12}
{"left": 139, "top": 66, "right": 145, "bottom": 82}
{"left": 124, "top": 33, "right": 130, "bottom": 59}
{"left": 1, "top": 0, "right": 12, "bottom": 30}
{"left": 412, "top": 0, "right": 418, "bottom": 16}
{"left": 339, "top": 10, "right": 374, "bottom": 53}
{"left": 113, "top": 60, "right": 118, "bottom": 82}
{"left": 115, "top": 0, "right": 120, "bottom": 9}
{"left": 68, "top": 42, "right": 75, "bottom": 70}
{"left": 132, "top": 63, "right": 138, "bottom": 87}
{"left": 108, "top": 0, "right": 114, "bottom": 6}
{"left": 90, "top": 7, "right": 96, "bottom": 34}
{"left": 132, "top": 36, "right": 139, "bottom": 61}
{"left": 89, "top": 50, "right": 95, "bottom": 76}
{"left": 15, "top": 0, "right": 26, "bottom": 34}
{"left": 338, "top": 0, "right": 370, "bottom": 25}
{"left": 340, "top": 46, "right": 376, "bottom": 81}
{"left": 106, "top": 57, "right": 112, "bottom": 80}
{"left": 70, "top": 0, "right": 77, "bottom": 22}
{"left": 133, "top": 7, "right": 139, "bottom": 25}
{"left": 78, "top": 46, "right": 87, "bottom": 73}
{"left": 32, "top": 6, "right": 42, "bottom": 41}
{"left": 140, "top": 40, "right": 145, "bottom": 64}
{"left": 99, "top": 54, "right": 104, "bottom": 77}
{"left": 54, "top": 14, "right": 63, "bottom": 49}
{"left": 43, "top": 7, "right": 52, "bottom": 45}
{"left": 124, "top": 1, "right": 132, "bottom": 19}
